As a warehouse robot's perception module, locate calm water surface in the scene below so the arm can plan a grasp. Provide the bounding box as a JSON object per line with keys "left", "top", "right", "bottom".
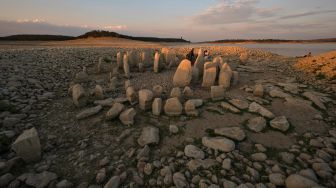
{"left": 174, "top": 43, "right": 336, "bottom": 57}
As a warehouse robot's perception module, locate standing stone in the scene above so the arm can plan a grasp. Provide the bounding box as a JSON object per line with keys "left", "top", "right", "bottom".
{"left": 247, "top": 116, "right": 267, "bottom": 132}
{"left": 137, "top": 126, "right": 160, "bottom": 146}
{"left": 194, "top": 49, "right": 205, "bottom": 76}
{"left": 185, "top": 100, "right": 198, "bottom": 116}
{"left": 108, "top": 77, "right": 117, "bottom": 90}
{"left": 138, "top": 62, "right": 144, "bottom": 72}
{"left": 126, "top": 86, "right": 137, "bottom": 105}
{"left": 170, "top": 87, "right": 182, "bottom": 100}
{"left": 270, "top": 116, "right": 290, "bottom": 132}
{"left": 123, "top": 54, "right": 130, "bottom": 78}
{"left": 211, "top": 86, "right": 225, "bottom": 101}
{"left": 253, "top": 84, "right": 264, "bottom": 97}
{"left": 76, "top": 105, "right": 103, "bottom": 120}
{"left": 97, "top": 57, "right": 102, "bottom": 73}
{"left": 154, "top": 52, "right": 160, "bottom": 73}
{"left": 202, "top": 62, "right": 217, "bottom": 88}
{"left": 127, "top": 51, "right": 137, "bottom": 68}
{"left": 164, "top": 98, "right": 183, "bottom": 116}
{"left": 124, "top": 80, "right": 131, "bottom": 91}
{"left": 72, "top": 84, "right": 87, "bottom": 107}
{"left": 173, "top": 59, "right": 192, "bottom": 87}
{"left": 184, "top": 145, "right": 205, "bottom": 159}
{"left": 218, "top": 63, "right": 233, "bottom": 89}
{"left": 119, "top": 108, "right": 136, "bottom": 125}
{"left": 183, "top": 86, "right": 193, "bottom": 99}
{"left": 106, "top": 103, "right": 124, "bottom": 120}
{"left": 139, "top": 89, "right": 154, "bottom": 110}
{"left": 94, "top": 85, "right": 104, "bottom": 100}
{"left": 191, "top": 66, "right": 200, "bottom": 84}
{"left": 152, "top": 98, "right": 162, "bottom": 116}
{"left": 141, "top": 51, "right": 151, "bottom": 68}
{"left": 152, "top": 85, "right": 163, "bottom": 98}
{"left": 202, "top": 137, "right": 235, "bottom": 152}
{"left": 117, "top": 52, "right": 123, "bottom": 69}
{"left": 232, "top": 71, "right": 239, "bottom": 86}
{"left": 11, "top": 127, "right": 41, "bottom": 163}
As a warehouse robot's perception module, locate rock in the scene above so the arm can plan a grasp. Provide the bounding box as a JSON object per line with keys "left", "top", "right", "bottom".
{"left": 126, "top": 86, "right": 137, "bottom": 105}
{"left": 123, "top": 54, "right": 130, "bottom": 78}
{"left": 248, "top": 102, "right": 275, "bottom": 119}
{"left": 0, "top": 173, "right": 14, "bottom": 187}
{"left": 285, "top": 174, "right": 318, "bottom": 188}
{"left": 117, "top": 52, "right": 123, "bottom": 69}
{"left": 173, "top": 59, "right": 192, "bottom": 87}
{"left": 185, "top": 100, "right": 198, "bottom": 116}
{"left": 183, "top": 86, "right": 193, "bottom": 98}
{"left": 214, "top": 127, "right": 246, "bottom": 141}
{"left": 119, "top": 108, "right": 136, "bottom": 125}
{"left": 152, "top": 85, "right": 163, "bottom": 97}
{"left": 76, "top": 105, "right": 102, "bottom": 120}
{"left": 232, "top": 71, "right": 239, "bottom": 86}
{"left": 154, "top": 52, "right": 160, "bottom": 73}
{"left": 228, "top": 99, "right": 249, "bottom": 110}
{"left": 170, "top": 87, "right": 182, "bottom": 100}
{"left": 253, "top": 84, "right": 264, "bottom": 97}
{"left": 270, "top": 116, "right": 290, "bottom": 132}
{"left": 202, "top": 62, "right": 217, "bottom": 88}
{"left": 169, "top": 125, "right": 179, "bottom": 134}
{"left": 269, "top": 173, "right": 285, "bottom": 186}
{"left": 251, "top": 153, "right": 267, "bottom": 161}
{"left": 211, "top": 86, "right": 225, "bottom": 101}
{"left": 222, "top": 158, "right": 231, "bottom": 170}
{"left": 19, "top": 171, "right": 58, "bottom": 188}
{"left": 189, "top": 99, "right": 203, "bottom": 107}
{"left": 220, "top": 102, "right": 240, "bottom": 113}
{"left": 106, "top": 103, "right": 124, "bottom": 120}
{"left": 72, "top": 84, "right": 87, "bottom": 107}
{"left": 144, "top": 163, "right": 153, "bottom": 175}
{"left": 218, "top": 63, "right": 233, "bottom": 88}
{"left": 247, "top": 117, "right": 266, "bottom": 132}
{"left": 137, "top": 126, "right": 160, "bottom": 146}
{"left": 202, "top": 137, "right": 235, "bottom": 152}
{"left": 124, "top": 80, "right": 131, "bottom": 90}
{"left": 152, "top": 98, "right": 162, "bottom": 116}
{"left": 164, "top": 98, "right": 183, "bottom": 116}
{"left": 194, "top": 49, "right": 205, "bottom": 76}
{"left": 279, "top": 152, "right": 295, "bottom": 164}
{"left": 104, "top": 176, "right": 120, "bottom": 188}
{"left": 173, "top": 172, "right": 188, "bottom": 188}
{"left": 184, "top": 145, "right": 205, "bottom": 159}
{"left": 139, "top": 89, "right": 154, "bottom": 111}
{"left": 299, "top": 169, "right": 318, "bottom": 182}
{"left": 269, "top": 89, "right": 290, "bottom": 98}
{"left": 191, "top": 66, "right": 200, "bottom": 83}
{"left": 94, "top": 98, "right": 114, "bottom": 107}
{"left": 94, "top": 85, "right": 104, "bottom": 99}
{"left": 303, "top": 92, "right": 326, "bottom": 110}
{"left": 223, "top": 180, "right": 237, "bottom": 188}
{"left": 12, "top": 127, "right": 41, "bottom": 163}
{"left": 56, "top": 179, "right": 73, "bottom": 188}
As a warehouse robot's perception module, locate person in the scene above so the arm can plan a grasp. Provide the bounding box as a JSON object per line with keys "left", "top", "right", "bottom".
{"left": 204, "top": 50, "right": 209, "bottom": 57}
{"left": 186, "top": 48, "right": 196, "bottom": 64}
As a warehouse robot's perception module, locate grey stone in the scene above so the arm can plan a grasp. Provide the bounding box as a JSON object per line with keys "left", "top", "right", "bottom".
{"left": 202, "top": 137, "right": 235, "bottom": 152}
{"left": 184, "top": 145, "right": 205, "bottom": 159}
{"left": 76, "top": 105, "right": 102, "bottom": 120}
{"left": 214, "top": 127, "right": 246, "bottom": 141}
{"left": 137, "top": 126, "right": 159, "bottom": 146}
{"left": 270, "top": 116, "right": 290, "bottom": 132}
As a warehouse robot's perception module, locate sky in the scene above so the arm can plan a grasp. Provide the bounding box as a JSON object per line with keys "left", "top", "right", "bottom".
{"left": 0, "top": 0, "right": 335, "bottom": 42}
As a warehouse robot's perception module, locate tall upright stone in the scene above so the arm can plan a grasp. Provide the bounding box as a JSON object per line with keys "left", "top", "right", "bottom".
{"left": 127, "top": 50, "right": 137, "bottom": 68}
{"left": 154, "top": 52, "right": 160, "bottom": 73}
{"left": 123, "top": 54, "right": 130, "bottom": 78}
{"left": 97, "top": 57, "right": 103, "bottom": 74}
{"left": 194, "top": 48, "right": 205, "bottom": 76}
{"left": 218, "top": 63, "right": 233, "bottom": 89}
{"left": 139, "top": 89, "right": 154, "bottom": 110}
{"left": 72, "top": 84, "right": 87, "bottom": 107}
{"left": 202, "top": 62, "right": 217, "bottom": 88}
{"left": 173, "top": 59, "right": 192, "bottom": 87}
{"left": 126, "top": 86, "right": 137, "bottom": 105}
{"left": 152, "top": 98, "right": 162, "bottom": 116}
{"left": 117, "top": 52, "right": 123, "bottom": 69}
{"left": 94, "top": 85, "right": 104, "bottom": 100}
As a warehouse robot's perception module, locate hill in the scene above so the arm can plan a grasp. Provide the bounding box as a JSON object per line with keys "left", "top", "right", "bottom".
{"left": 203, "top": 38, "right": 336, "bottom": 43}
{"left": 0, "top": 30, "right": 190, "bottom": 43}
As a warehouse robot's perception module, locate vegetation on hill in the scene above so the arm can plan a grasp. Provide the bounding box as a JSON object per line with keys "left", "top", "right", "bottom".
{"left": 0, "top": 34, "right": 75, "bottom": 41}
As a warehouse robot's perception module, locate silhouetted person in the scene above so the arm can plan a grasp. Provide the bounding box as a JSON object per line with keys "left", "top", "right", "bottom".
{"left": 186, "top": 48, "right": 196, "bottom": 64}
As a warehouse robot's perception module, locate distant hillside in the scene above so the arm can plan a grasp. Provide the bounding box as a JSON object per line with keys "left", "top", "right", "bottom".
{"left": 0, "top": 30, "right": 190, "bottom": 43}
{"left": 203, "top": 38, "right": 336, "bottom": 43}
{"left": 78, "top": 30, "right": 190, "bottom": 43}
{"left": 0, "top": 34, "right": 75, "bottom": 41}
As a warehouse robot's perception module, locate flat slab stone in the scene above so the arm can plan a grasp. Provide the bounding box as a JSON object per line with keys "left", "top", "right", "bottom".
{"left": 202, "top": 137, "right": 235, "bottom": 152}
{"left": 76, "top": 105, "right": 103, "bottom": 120}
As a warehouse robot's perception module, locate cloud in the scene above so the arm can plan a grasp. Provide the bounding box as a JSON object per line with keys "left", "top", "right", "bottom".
{"left": 0, "top": 19, "right": 127, "bottom": 37}
{"left": 189, "top": 0, "right": 279, "bottom": 25}
{"left": 280, "top": 9, "right": 336, "bottom": 19}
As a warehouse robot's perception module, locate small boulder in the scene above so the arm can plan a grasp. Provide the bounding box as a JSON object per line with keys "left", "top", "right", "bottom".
{"left": 184, "top": 145, "right": 205, "bottom": 159}
{"left": 137, "top": 126, "right": 160, "bottom": 146}
{"left": 184, "top": 100, "right": 199, "bottom": 116}
{"left": 247, "top": 116, "right": 266, "bottom": 132}
{"left": 126, "top": 86, "right": 137, "bottom": 105}
{"left": 270, "top": 116, "right": 290, "bottom": 132}
{"left": 285, "top": 174, "right": 318, "bottom": 188}
{"left": 220, "top": 102, "right": 240, "bottom": 113}
{"left": 211, "top": 86, "right": 225, "bottom": 101}
{"left": 183, "top": 86, "right": 193, "bottom": 98}
{"left": 11, "top": 127, "right": 41, "bottom": 163}
{"left": 214, "top": 127, "right": 246, "bottom": 141}
{"left": 119, "top": 108, "right": 136, "bottom": 125}
{"left": 202, "top": 137, "right": 235, "bottom": 152}
{"left": 76, "top": 105, "right": 102, "bottom": 120}
{"left": 164, "top": 98, "right": 183, "bottom": 116}
{"left": 72, "top": 84, "right": 87, "bottom": 107}
{"left": 229, "top": 99, "right": 249, "bottom": 110}
{"left": 94, "top": 85, "right": 104, "bottom": 100}
{"left": 152, "top": 85, "right": 163, "bottom": 98}
{"left": 170, "top": 87, "right": 182, "bottom": 100}
{"left": 253, "top": 84, "right": 264, "bottom": 97}
{"left": 106, "top": 103, "right": 124, "bottom": 120}
{"left": 248, "top": 102, "right": 275, "bottom": 119}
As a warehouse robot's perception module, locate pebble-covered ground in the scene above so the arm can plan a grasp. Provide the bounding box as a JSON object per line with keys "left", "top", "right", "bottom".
{"left": 0, "top": 45, "right": 335, "bottom": 188}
